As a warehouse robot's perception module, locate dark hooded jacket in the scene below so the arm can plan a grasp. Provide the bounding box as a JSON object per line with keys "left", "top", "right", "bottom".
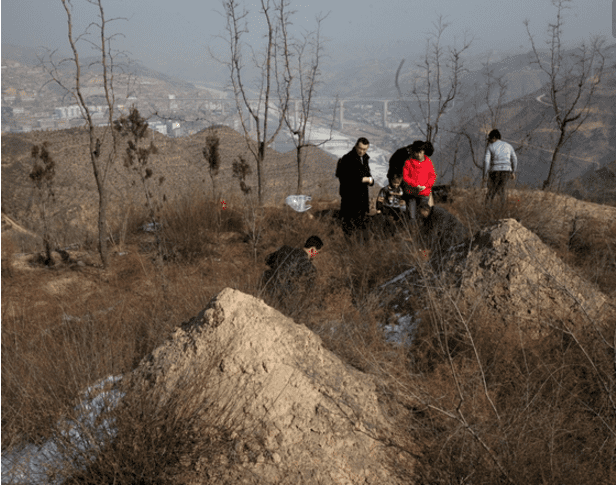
{"left": 420, "top": 205, "right": 468, "bottom": 257}
{"left": 262, "top": 245, "right": 316, "bottom": 297}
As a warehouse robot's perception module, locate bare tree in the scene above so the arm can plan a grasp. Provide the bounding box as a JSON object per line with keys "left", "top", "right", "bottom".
{"left": 283, "top": 12, "right": 330, "bottom": 194}
{"left": 218, "top": 0, "right": 294, "bottom": 206}
{"left": 395, "top": 15, "right": 473, "bottom": 155}
{"left": 29, "top": 142, "right": 57, "bottom": 265}
{"left": 453, "top": 57, "right": 513, "bottom": 179}
{"left": 202, "top": 131, "right": 222, "bottom": 201}
{"left": 43, "top": 0, "right": 125, "bottom": 267}
{"left": 114, "top": 107, "right": 161, "bottom": 229}
{"left": 114, "top": 106, "right": 165, "bottom": 273}
{"left": 524, "top": 0, "right": 605, "bottom": 190}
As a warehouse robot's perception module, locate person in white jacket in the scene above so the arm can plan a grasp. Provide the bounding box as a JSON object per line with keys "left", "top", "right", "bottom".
{"left": 483, "top": 129, "right": 518, "bottom": 204}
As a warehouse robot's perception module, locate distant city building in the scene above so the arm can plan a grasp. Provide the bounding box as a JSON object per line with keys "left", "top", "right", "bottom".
{"left": 151, "top": 123, "right": 167, "bottom": 135}
{"left": 168, "top": 94, "right": 177, "bottom": 110}
{"left": 166, "top": 120, "right": 182, "bottom": 137}
{"left": 38, "top": 119, "right": 57, "bottom": 130}
{"left": 54, "top": 105, "right": 82, "bottom": 119}
{"left": 387, "top": 121, "right": 411, "bottom": 129}
{"left": 53, "top": 105, "right": 107, "bottom": 120}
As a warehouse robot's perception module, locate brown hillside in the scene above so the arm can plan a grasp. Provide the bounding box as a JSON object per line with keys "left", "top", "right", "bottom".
{"left": 1, "top": 125, "right": 339, "bottom": 240}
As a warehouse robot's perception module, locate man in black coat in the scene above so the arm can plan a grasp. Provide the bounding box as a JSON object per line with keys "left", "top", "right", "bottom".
{"left": 335, "top": 137, "right": 374, "bottom": 238}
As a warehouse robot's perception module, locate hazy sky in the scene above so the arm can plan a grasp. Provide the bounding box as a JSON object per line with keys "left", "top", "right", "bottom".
{"left": 1, "top": 0, "right": 614, "bottom": 82}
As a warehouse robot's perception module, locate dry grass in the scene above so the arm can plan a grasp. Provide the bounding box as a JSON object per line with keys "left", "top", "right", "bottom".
{"left": 2, "top": 188, "right": 615, "bottom": 483}
{"left": 63, "top": 351, "right": 263, "bottom": 485}
{"left": 398, "top": 285, "right": 616, "bottom": 484}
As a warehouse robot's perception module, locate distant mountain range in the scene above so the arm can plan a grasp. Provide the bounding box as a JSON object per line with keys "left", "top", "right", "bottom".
{"left": 1, "top": 43, "right": 197, "bottom": 92}
{"left": 1, "top": 44, "right": 48, "bottom": 66}
{"left": 3, "top": 40, "right": 615, "bottom": 195}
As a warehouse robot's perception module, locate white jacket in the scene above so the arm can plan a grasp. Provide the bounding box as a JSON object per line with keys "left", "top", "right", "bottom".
{"left": 484, "top": 140, "right": 518, "bottom": 176}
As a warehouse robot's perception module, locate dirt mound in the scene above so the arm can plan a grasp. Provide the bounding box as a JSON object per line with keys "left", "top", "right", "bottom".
{"left": 440, "top": 218, "right": 608, "bottom": 330}
{"left": 128, "top": 288, "right": 411, "bottom": 484}
{"left": 380, "top": 218, "right": 611, "bottom": 339}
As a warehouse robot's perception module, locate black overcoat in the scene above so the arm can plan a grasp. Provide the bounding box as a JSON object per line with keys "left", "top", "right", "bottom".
{"left": 335, "top": 149, "right": 373, "bottom": 217}
{"left": 387, "top": 146, "right": 411, "bottom": 180}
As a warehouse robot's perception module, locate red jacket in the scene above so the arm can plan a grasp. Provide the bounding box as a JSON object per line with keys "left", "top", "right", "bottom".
{"left": 403, "top": 156, "right": 437, "bottom": 196}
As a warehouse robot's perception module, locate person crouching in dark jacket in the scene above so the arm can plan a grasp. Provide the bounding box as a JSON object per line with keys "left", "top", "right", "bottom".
{"left": 417, "top": 199, "right": 467, "bottom": 262}
{"left": 261, "top": 235, "right": 324, "bottom": 301}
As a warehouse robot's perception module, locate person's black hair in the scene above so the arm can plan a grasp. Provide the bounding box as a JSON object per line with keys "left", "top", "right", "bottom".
{"left": 488, "top": 129, "right": 501, "bottom": 140}
{"left": 356, "top": 137, "right": 370, "bottom": 146}
{"left": 418, "top": 198, "right": 431, "bottom": 212}
{"left": 423, "top": 141, "right": 434, "bottom": 157}
{"left": 304, "top": 235, "right": 323, "bottom": 250}
{"left": 409, "top": 140, "right": 425, "bottom": 156}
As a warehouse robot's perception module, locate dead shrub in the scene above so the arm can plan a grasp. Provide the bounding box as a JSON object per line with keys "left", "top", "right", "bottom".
{"left": 62, "top": 365, "right": 256, "bottom": 484}
{"left": 120, "top": 194, "right": 243, "bottom": 265}
{"left": 401, "top": 277, "right": 616, "bottom": 484}
{"left": 567, "top": 217, "right": 616, "bottom": 294}
{"left": 159, "top": 194, "right": 237, "bottom": 263}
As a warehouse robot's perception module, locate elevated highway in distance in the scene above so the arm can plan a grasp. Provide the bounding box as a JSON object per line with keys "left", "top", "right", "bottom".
{"left": 127, "top": 95, "right": 452, "bottom": 130}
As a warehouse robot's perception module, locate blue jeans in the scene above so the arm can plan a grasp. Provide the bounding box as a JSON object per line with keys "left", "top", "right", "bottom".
{"left": 406, "top": 195, "right": 430, "bottom": 219}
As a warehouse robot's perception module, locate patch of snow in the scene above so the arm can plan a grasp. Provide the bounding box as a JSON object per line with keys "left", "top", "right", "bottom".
{"left": 382, "top": 313, "right": 420, "bottom": 346}
{"left": 1, "top": 375, "right": 123, "bottom": 485}
{"left": 142, "top": 222, "right": 162, "bottom": 233}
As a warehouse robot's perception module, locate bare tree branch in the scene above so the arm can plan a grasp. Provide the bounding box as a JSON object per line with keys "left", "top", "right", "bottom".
{"left": 42, "top": 0, "right": 126, "bottom": 267}
{"left": 524, "top": 0, "right": 606, "bottom": 190}
{"left": 218, "top": 0, "right": 295, "bottom": 205}
{"left": 282, "top": 11, "right": 332, "bottom": 193}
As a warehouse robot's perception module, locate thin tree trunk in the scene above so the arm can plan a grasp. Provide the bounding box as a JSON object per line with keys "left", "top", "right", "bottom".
{"left": 94, "top": 156, "right": 110, "bottom": 268}
{"left": 258, "top": 142, "right": 265, "bottom": 205}
{"left": 543, "top": 130, "right": 566, "bottom": 190}
{"left": 297, "top": 144, "right": 303, "bottom": 194}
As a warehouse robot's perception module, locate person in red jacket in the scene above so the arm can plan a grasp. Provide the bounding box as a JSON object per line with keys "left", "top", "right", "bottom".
{"left": 402, "top": 140, "right": 437, "bottom": 220}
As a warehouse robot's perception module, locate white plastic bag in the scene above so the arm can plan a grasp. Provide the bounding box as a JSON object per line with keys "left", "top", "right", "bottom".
{"left": 285, "top": 195, "right": 312, "bottom": 212}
